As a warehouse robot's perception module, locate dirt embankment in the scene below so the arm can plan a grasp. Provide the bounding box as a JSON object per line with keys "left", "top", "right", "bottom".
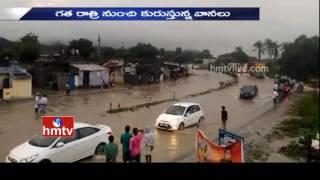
{"left": 245, "top": 90, "right": 318, "bottom": 162}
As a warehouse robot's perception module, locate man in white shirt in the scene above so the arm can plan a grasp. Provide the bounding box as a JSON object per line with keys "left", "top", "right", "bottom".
{"left": 34, "top": 92, "right": 40, "bottom": 113}
{"left": 39, "top": 94, "right": 48, "bottom": 115}
{"left": 273, "top": 80, "right": 279, "bottom": 91}
{"left": 272, "top": 91, "right": 278, "bottom": 104}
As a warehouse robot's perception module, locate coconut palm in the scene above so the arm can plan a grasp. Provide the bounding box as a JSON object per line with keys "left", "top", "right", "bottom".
{"left": 253, "top": 40, "right": 264, "bottom": 60}
{"left": 264, "top": 39, "right": 274, "bottom": 59}
{"left": 271, "top": 41, "right": 281, "bottom": 60}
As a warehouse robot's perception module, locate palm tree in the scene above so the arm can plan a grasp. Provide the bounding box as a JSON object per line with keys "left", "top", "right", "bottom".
{"left": 271, "top": 41, "right": 280, "bottom": 60}
{"left": 264, "top": 39, "right": 274, "bottom": 60}
{"left": 253, "top": 41, "right": 264, "bottom": 60}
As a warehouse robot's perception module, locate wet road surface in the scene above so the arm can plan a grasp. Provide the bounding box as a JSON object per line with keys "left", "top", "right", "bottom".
{"left": 0, "top": 70, "right": 275, "bottom": 162}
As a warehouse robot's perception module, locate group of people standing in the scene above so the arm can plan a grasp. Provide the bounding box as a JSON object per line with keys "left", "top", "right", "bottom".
{"left": 34, "top": 92, "right": 48, "bottom": 115}
{"left": 104, "top": 125, "right": 154, "bottom": 163}
{"left": 219, "top": 79, "right": 238, "bottom": 89}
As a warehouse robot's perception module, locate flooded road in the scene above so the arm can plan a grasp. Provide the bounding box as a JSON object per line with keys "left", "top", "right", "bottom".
{"left": 0, "top": 70, "right": 275, "bottom": 162}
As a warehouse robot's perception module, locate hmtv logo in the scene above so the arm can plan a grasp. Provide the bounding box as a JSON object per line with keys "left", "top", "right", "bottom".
{"left": 42, "top": 116, "right": 75, "bottom": 137}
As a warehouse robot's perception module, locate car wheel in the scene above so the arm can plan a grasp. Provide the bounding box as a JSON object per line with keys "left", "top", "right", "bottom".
{"left": 39, "top": 159, "right": 51, "bottom": 163}
{"left": 198, "top": 116, "right": 204, "bottom": 124}
{"left": 178, "top": 123, "right": 185, "bottom": 131}
{"left": 95, "top": 143, "right": 106, "bottom": 155}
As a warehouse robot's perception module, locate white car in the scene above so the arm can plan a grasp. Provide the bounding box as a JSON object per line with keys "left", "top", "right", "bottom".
{"left": 6, "top": 122, "right": 112, "bottom": 163}
{"left": 156, "top": 102, "right": 205, "bottom": 131}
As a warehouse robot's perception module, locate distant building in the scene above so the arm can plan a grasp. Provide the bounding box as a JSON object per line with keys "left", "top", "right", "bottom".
{"left": 0, "top": 63, "right": 32, "bottom": 100}
{"left": 33, "top": 56, "right": 109, "bottom": 90}
{"left": 162, "top": 61, "right": 180, "bottom": 80}
{"left": 102, "top": 60, "right": 124, "bottom": 84}
{"left": 202, "top": 58, "right": 216, "bottom": 65}
{"left": 69, "top": 63, "right": 109, "bottom": 88}
{"left": 124, "top": 58, "right": 161, "bottom": 85}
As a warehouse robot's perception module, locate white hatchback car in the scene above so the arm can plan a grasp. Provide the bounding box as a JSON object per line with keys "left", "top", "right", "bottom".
{"left": 156, "top": 102, "right": 205, "bottom": 131}
{"left": 6, "top": 122, "right": 112, "bottom": 163}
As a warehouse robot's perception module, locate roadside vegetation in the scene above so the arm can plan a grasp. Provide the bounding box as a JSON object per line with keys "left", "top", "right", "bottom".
{"left": 275, "top": 91, "right": 319, "bottom": 160}
{"left": 246, "top": 139, "right": 270, "bottom": 162}
{"left": 254, "top": 35, "right": 319, "bottom": 83}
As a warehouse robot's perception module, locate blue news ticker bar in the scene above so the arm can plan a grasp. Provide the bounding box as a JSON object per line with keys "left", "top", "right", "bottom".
{"left": 20, "top": 7, "right": 259, "bottom": 21}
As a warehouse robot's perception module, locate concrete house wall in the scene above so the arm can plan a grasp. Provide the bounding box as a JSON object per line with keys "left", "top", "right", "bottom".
{"left": 11, "top": 78, "right": 32, "bottom": 98}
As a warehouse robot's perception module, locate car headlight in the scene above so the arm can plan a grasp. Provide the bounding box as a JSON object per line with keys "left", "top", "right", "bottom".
{"left": 19, "top": 154, "right": 38, "bottom": 163}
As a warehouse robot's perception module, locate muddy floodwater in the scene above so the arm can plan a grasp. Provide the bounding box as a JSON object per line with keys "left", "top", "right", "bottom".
{"left": 0, "top": 70, "right": 274, "bottom": 162}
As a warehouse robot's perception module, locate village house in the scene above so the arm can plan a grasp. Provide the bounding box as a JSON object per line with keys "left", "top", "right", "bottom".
{"left": 33, "top": 55, "right": 109, "bottom": 90}
{"left": 69, "top": 63, "right": 109, "bottom": 88}
{"left": 0, "top": 62, "right": 32, "bottom": 100}
{"left": 124, "top": 58, "right": 161, "bottom": 85}
{"left": 161, "top": 61, "right": 180, "bottom": 80}
{"left": 161, "top": 61, "right": 193, "bottom": 80}
{"left": 33, "top": 57, "right": 71, "bottom": 90}
{"left": 102, "top": 59, "right": 124, "bottom": 85}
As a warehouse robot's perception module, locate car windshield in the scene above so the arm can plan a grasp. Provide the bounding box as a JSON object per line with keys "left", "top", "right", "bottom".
{"left": 165, "top": 105, "right": 186, "bottom": 115}
{"left": 242, "top": 86, "right": 254, "bottom": 91}
{"left": 29, "top": 136, "right": 58, "bottom": 147}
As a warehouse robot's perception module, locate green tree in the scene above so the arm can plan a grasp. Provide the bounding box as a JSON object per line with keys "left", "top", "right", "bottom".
{"left": 16, "top": 33, "right": 40, "bottom": 63}
{"left": 253, "top": 40, "right": 264, "bottom": 60}
{"left": 129, "top": 43, "right": 158, "bottom": 58}
{"left": 162, "top": 50, "right": 176, "bottom": 61}
{"left": 102, "top": 47, "right": 116, "bottom": 59}
{"left": 197, "top": 49, "right": 213, "bottom": 59}
{"left": 279, "top": 35, "right": 319, "bottom": 81}
{"left": 215, "top": 47, "right": 249, "bottom": 65}
{"left": 177, "top": 50, "right": 196, "bottom": 64}
{"left": 271, "top": 41, "right": 281, "bottom": 60}
{"left": 175, "top": 47, "right": 182, "bottom": 56}
{"left": 233, "top": 46, "right": 249, "bottom": 64}
{"left": 69, "top": 38, "right": 93, "bottom": 57}
{"left": 159, "top": 48, "right": 165, "bottom": 57}
{"left": 0, "top": 48, "right": 15, "bottom": 59}
{"left": 264, "top": 39, "right": 274, "bottom": 59}
{"left": 116, "top": 47, "right": 130, "bottom": 59}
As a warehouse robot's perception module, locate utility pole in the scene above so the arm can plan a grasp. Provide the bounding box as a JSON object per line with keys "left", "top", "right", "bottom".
{"left": 98, "top": 34, "right": 101, "bottom": 63}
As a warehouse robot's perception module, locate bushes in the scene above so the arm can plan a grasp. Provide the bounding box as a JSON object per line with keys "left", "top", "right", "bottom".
{"left": 277, "top": 91, "right": 319, "bottom": 160}
{"left": 287, "top": 91, "right": 319, "bottom": 137}
{"left": 278, "top": 141, "right": 306, "bottom": 160}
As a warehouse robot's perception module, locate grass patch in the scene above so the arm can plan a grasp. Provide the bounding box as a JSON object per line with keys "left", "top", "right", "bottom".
{"left": 275, "top": 91, "right": 319, "bottom": 160}
{"left": 265, "top": 130, "right": 284, "bottom": 142}
{"left": 278, "top": 140, "right": 306, "bottom": 160}
{"left": 246, "top": 140, "right": 269, "bottom": 162}
{"left": 279, "top": 91, "right": 319, "bottom": 139}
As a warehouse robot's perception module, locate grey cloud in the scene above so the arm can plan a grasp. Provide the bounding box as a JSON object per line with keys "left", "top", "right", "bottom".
{"left": 0, "top": 0, "right": 318, "bottom": 56}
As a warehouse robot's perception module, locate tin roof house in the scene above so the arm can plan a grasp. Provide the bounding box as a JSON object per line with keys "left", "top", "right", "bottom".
{"left": 33, "top": 55, "right": 109, "bottom": 90}
{"left": 69, "top": 63, "right": 109, "bottom": 88}
{"left": 102, "top": 60, "right": 124, "bottom": 84}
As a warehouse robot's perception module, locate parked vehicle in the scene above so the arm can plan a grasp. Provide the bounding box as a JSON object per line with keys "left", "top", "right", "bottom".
{"left": 155, "top": 102, "right": 205, "bottom": 131}
{"left": 255, "top": 71, "right": 265, "bottom": 78}
{"left": 239, "top": 85, "right": 258, "bottom": 99}
{"left": 6, "top": 122, "right": 112, "bottom": 163}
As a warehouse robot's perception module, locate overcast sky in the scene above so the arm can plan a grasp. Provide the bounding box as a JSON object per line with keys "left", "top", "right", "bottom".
{"left": 0, "top": 0, "right": 319, "bottom": 57}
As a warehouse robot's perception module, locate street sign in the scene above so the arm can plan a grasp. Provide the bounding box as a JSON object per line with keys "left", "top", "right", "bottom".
{"left": 219, "top": 128, "right": 244, "bottom": 145}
